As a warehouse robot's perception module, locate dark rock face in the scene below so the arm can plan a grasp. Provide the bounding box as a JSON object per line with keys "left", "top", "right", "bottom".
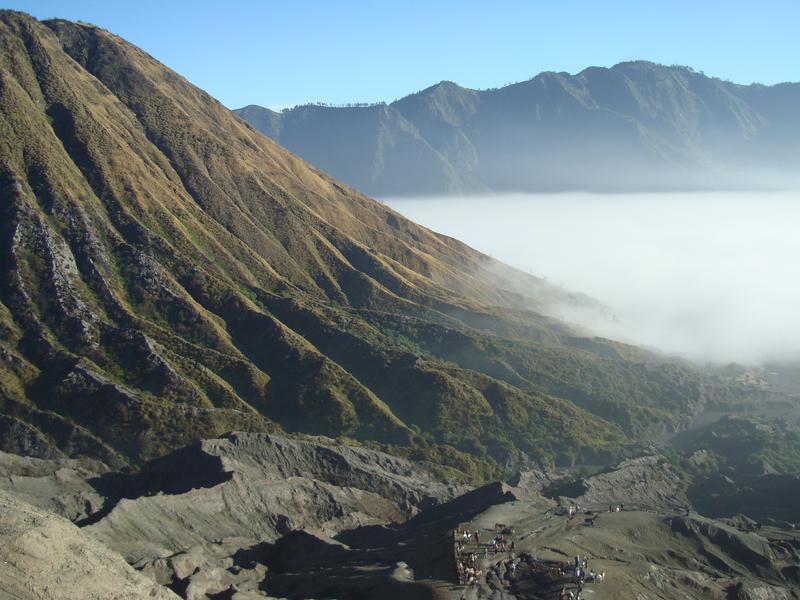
{"left": 690, "top": 473, "right": 800, "bottom": 524}
{"left": 675, "top": 415, "right": 800, "bottom": 524}
{"left": 0, "top": 449, "right": 109, "bottom": 522}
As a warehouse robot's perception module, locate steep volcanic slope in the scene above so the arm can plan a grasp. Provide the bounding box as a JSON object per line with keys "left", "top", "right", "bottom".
{"left": 0, "top": 12, "right": 764, "bottom": 475}
{"left": 238, "top": 63, "right": 800, "bottom": 196}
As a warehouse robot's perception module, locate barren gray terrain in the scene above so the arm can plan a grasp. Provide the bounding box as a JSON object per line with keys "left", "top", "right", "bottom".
{"left": 1, "top": 431, "right": 798, "bottom": 599}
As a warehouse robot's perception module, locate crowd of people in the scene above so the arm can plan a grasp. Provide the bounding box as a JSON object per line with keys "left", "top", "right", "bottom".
{"left": 453, "top": 510, "right": 613, "bottom": 597}
{"left": 454, "top": 522, "right": 517, "bottom": 586}
{"left": 455, "top": 551, "right": 482, "bottom": 586}
{"left": 491, "top": 524, "right": 515, "bottom": 554}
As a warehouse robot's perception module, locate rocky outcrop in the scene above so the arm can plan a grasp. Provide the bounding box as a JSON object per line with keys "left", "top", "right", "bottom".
{"left": 83, "top": 432, "right": 468, "bottom": 562}
{"left": 542, "top": 455, "right": 689, "bottom": 510}
{"left": 133, "top": 432, "right": 466, "bottom": 512}
{"left": 729, "top": 581, "right": 796, "bottom": 600}
{"left": 580, "top": 456, "right": 688, "bottom": 509}
{"left": 0, "top": 450, "right": 109, "bottom": 521}
{"left": 137, "top": 538, "right": 271, "bottom": 600}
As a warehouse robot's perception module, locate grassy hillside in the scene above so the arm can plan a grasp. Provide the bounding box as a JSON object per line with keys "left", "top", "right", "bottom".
{"left": 0, "top": 11, "right": 771, "bottom": 479}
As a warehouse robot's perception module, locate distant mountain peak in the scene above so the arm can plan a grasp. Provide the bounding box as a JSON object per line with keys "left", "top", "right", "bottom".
{"left": 237, "top": 103, "right": 279, "bottom": 114}
{"left": 432, "top": 79, "right": 465, "bottom": 90}
{"left": 612, "top": 59, "right": 665, "bottom": 69}
{"left": 405, "top": 79, "right": 474, "bottom": 99}
{"left": 610, "top": 60, "right": 700, "bottom": 75}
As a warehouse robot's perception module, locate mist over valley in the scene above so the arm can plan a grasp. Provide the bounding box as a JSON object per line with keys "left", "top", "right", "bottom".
{"left": 387, "top": 191, "right": 800, "bottom": 366}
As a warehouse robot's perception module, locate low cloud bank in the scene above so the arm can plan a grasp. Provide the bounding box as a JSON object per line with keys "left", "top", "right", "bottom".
{"left": 386, "top": 191, "right": 800, "bottom": 365}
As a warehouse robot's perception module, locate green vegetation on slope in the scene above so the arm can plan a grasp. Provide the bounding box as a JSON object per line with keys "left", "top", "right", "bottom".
{"left": 664, "top": 415, "right": 800, "bottom": 522}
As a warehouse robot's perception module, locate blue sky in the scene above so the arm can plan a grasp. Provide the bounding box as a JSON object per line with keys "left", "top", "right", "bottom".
{"left": 4, "top": 1, "right": 798, "bottom": 109}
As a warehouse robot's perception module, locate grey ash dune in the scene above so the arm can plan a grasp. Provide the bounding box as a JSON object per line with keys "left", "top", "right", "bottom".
{"left": 237, "top": 63, "right": 800, "bottom": 196}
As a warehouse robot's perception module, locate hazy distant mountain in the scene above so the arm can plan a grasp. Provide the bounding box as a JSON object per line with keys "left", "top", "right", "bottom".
{"left": 237, "top": 63, "right": 800, "bottom": 196}
{"left": 236, "top": 102, "right": 480, "bottom": 195}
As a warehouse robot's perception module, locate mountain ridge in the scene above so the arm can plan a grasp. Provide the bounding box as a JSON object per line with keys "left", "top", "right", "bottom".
{"left": 237, "top": 61, "right": 800, "bottom": 196}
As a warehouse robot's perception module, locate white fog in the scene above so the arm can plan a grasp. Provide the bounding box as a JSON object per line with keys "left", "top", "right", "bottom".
{"left": 386, "top": 191, "right": 800, "bottom": 365}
